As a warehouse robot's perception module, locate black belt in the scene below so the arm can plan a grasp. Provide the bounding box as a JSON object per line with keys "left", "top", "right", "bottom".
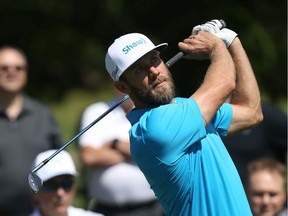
{"left": 93, "top": 199, "right": 158, "bottom": 212}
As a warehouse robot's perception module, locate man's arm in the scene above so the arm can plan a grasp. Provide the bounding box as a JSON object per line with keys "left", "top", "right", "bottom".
{"left": 188, "top": 19, "right": 263, "bottom": 131}
{"left": 227, "top": 37, "right": 263, "bottom": 134}
{"left": 178, "top": 31, "right": 236, "bottom": 125}
{"left": 81, "top": 139, "right": 131, "bottom": 167}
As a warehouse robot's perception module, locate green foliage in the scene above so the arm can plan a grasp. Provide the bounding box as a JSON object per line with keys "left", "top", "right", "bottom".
{"left": 0, "top": 0, "right": 286, "bottom": 102}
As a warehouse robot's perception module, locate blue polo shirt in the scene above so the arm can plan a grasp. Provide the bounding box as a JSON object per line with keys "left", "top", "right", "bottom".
{"left": 127, "top": 97, "right": 252, "bottom": 216}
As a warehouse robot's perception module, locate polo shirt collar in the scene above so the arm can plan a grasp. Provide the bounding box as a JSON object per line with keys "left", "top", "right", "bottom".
{"left": 126, "top": 108, "right": 152, "bottom": 125}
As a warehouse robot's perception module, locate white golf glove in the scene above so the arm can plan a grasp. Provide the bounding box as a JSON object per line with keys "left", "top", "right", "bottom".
{"left": 192, "top": 19, "right": 238, "bottom": 47}
{"left": 215, "top": 28, "right": 238, "bottom": 47}
{"left": 192, "top": 19, "right": 223, "bottom": 35}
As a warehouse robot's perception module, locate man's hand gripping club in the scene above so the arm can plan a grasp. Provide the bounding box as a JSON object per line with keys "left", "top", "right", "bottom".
{"left": 192, "top": 19, "right": 238, "bottom": 47}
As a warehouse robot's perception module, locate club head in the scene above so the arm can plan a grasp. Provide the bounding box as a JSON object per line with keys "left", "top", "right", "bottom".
{"left": 28, "top": 172, "right": 43, "bottom": 193}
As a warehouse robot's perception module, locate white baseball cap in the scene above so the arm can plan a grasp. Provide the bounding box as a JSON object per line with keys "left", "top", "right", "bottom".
{"left": 105, "top": 33, "right": 168, "bottom": 81}
{"left": 32, "top": 150, "right": 78, "bottom": 182}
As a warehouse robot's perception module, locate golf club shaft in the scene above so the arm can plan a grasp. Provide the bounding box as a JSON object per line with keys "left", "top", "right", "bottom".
{"left": 32, "top": 95, "right": 130, "bottom": 173}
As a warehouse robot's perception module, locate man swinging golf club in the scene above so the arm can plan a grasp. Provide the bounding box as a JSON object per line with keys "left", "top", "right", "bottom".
{"left": 105, "top": 19, "right": 263, "bottom": 216}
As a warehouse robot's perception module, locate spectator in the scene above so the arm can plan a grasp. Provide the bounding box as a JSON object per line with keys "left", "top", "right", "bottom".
{"left": 30, "top": 149, "right": 104, "bottom": 216}
{"left": 222, "top": 102, "right": 287, "bottom": 185}
{"left": 246, "top": 157, "right": 287, "bottom": 216}
{"left": 0, "top": 46, "right": 63, "bottom": 215}
{"left": 78, "top": 88, "right": 164, "bottom": 216}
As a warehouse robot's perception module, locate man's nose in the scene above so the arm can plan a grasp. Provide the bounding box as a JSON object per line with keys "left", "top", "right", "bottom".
{"left": 262, "top": 193, "right": 271, "bottom": 204}
{"left": 55, "top": 187, "right": 66, "bottom": 196}
{"left": 148, "top": 66, "right": 159, "bottom": 77}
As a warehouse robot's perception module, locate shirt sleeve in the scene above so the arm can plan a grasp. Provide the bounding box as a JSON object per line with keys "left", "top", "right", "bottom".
{"left": 211, "top": 103, "right": 233, "bottom": 137}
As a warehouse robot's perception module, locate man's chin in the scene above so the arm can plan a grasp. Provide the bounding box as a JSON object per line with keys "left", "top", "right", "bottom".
{"left": 53, "top": 205, "right": 68, "bottom": 214}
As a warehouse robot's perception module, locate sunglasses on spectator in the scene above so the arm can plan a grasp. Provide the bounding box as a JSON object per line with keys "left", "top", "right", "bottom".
{"left": 42, "top": 178, "right": 75, "bottom": 192}
{"left": 0, "top": 65, "right": 27, "bottom": 73}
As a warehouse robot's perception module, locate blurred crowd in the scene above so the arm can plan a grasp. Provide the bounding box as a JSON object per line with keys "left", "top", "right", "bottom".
{"left": 0, "top": 44, "right": 286, "bottom": 216}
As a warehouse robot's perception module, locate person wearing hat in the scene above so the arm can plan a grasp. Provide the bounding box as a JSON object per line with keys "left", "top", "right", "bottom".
{"left": 30, "top": 150, "right": 104, "bottom": 216}
{"left": 104, "top": 19, "right": 263, "bottom": 216}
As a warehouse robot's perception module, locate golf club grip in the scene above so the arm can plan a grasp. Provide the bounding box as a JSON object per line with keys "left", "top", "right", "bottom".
{"left": 165, "top": 19, "right": 226, "bottom": 67}
{"left": 165, "top": 52, "right": 185, "bottom": 68}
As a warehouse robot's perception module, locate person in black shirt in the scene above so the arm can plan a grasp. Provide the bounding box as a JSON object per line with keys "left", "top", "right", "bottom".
{"left": 0, "top": 46, "right": 63, "bottom": 215}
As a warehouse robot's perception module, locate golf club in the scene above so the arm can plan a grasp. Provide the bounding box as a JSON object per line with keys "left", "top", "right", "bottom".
{"left": 28, "top": 51, "right": 184, "bottom": 193}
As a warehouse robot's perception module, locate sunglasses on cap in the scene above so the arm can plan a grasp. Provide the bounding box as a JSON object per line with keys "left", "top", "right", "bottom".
{"left": 42, "top": 178, "right": 75, "bottom": 192}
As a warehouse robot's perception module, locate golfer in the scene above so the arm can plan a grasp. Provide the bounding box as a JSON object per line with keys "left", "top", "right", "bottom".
{"left": 105, "top": 19, "right": 263, "bottom": 216}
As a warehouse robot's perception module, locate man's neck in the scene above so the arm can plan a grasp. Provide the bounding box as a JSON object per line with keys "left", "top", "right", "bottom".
{"left": 0, "top": 91, "right": 24, "bottom": 120}
{"left": 39, "top": 207, "right": 68, "bottom": 216}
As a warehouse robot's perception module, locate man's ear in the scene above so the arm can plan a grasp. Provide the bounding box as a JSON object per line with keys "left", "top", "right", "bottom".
{"left": 114, "top": 81, "right": 129, "bottom": 94}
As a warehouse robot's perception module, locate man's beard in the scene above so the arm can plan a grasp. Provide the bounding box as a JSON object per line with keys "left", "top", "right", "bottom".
{"left": 126, "top": 71, "right": 176, "bottom": 107}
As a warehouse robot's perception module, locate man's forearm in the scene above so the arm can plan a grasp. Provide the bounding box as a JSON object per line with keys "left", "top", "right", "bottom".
{"left": 228, "top": 37, "right": 263, "bottom": 131}
{"left": 229, "top": 38, "right": 261, "bottom": 108}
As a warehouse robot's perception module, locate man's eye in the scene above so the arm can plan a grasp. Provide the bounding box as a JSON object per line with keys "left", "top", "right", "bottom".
{"left": 269, "top": 192, "right": 278, "bottom": 197}
{"left": 135, "top": 66, "right": 146, "bottom": 74}
{"left": 151, "top": 57, "right": 158, "bottom": 63}
{"left": 150, "top": 57, "right": 160, "bottom": 66}
{"left": 253, "top": 192, "right": 264, "bottom": 197}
